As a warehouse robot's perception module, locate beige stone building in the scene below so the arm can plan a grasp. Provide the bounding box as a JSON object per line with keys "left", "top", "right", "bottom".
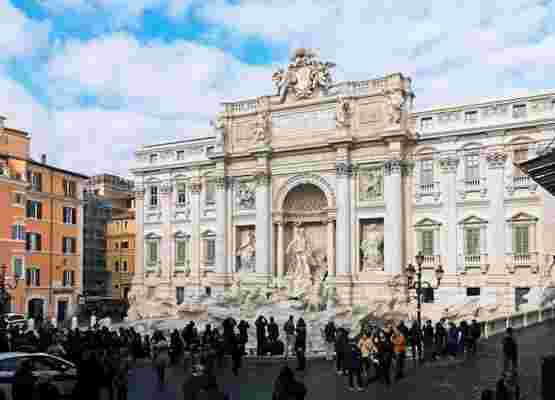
{"left": 131, "top": 49, "right": 555, "bottom": 314}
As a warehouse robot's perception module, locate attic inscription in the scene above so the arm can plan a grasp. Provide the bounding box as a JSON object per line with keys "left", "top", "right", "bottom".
{"left": 271, "top": 108, "right": 335, "bottom": 130}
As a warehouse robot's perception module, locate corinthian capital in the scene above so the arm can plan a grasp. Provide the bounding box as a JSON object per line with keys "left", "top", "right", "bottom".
{"left": 486, "top": 151, "right": 507, "bottom": 169}
{"left": 134, "top": 188, "right": 145, "bottom": 200}
{"left": 214, "top": 176, "right": 229, "bottom": 191}
{"left": 190, "top": 182, "right": 202, "bottom": 194}
{"left": 335, "top": 161, "right": 353, "bottom": 176}
{"left": 439, "top": 157, "right": 459, "bottom": 173}
{"left": 160, "top": 182, "right": 173, "bottom": 194}
{"left": 384, "top": 159, "right": 402, "bottom": 176}
{"left": 254, "top": 172, "right": 271, "bottom": 187}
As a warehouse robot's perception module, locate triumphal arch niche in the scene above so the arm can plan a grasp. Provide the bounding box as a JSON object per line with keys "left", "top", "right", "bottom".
{"left": 214, "top": 47, "right": 414, "bottom": 307}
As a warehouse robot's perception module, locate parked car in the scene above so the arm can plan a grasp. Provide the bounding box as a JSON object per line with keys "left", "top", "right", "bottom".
{"left": 0, "top": 352, "right": 78, "bottom": 400}
{"left": 1, "top": 314, "right": 27, "bottom": 331}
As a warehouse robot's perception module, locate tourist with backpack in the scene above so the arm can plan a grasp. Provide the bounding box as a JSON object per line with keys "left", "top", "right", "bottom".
{"left": 345, "top": 338, "right": 364, "bottom": 391}
{"left": 324, "top": 320, "right": 336, "bottom": 361}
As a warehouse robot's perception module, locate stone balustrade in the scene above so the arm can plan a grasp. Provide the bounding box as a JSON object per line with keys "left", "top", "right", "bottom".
{"left": 481, "top": 304, "right": 555, "bottom": 339}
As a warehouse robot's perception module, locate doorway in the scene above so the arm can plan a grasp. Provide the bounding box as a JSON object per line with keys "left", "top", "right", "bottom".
{"left": 57, "top": 300, "right": 68, "bottom": 322}
{"left": 28, "top": 298, "right": 44, "bottom": 320}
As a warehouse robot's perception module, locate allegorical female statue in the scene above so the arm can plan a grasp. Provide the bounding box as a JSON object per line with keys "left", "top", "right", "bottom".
{"left": 236, "top": 231, "right": 255, "bottom": 273}
{"left": 286, "top": 224, "right": 313, "bottom": 277}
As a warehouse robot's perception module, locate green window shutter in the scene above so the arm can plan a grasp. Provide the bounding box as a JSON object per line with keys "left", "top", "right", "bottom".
{"left": 176, "top": 241, "right": 186, "bottom": 265}
{"left": 465, "top": 228, "right": 480, "bottom": 255}
{"left": 514, "top": 226, "right": 529, "bottom": 255}
{"left": 422, "top": 230, "right": 434, "bottom": 256}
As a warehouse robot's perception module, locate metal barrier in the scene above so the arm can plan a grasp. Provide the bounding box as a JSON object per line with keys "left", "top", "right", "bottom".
{"left": 481, "top": 304, "right": 555, "bottom": 339}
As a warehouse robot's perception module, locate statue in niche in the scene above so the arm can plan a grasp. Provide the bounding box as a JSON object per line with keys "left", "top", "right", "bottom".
{"left": 210, "top": 116, "right": 225, "bottom": 153}
{"left": 236, "top": 231, "right": 256, "bottom": 273}
{"left": 335, "top": 97, "right": 351, "bottom": 128}
{"left": 360, "top": 224, "right": 384, "bottom": 270}
{"left": 385, "top": 90, "right": 406, "bottom": 125}
{"left": 251, "top": 112, "right": 270, "bottom": 145}
{"left": 286, "top": 223, "right": 313, "bottom": 278}
{"left": 237, "top": 182, "right": 255, "bottom": 209}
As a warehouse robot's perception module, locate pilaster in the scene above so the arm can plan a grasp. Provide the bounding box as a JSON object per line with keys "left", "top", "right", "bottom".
{"left": 440, "top": 156, "right": 459, "bottom": 273}
{"left": 384, "top": 158, "right": 403, "bottom": 274}
{"left": 212, "top": 175, "right": 229, "bottom": 292}
{"left": 158, "top": 183, "right": 172, "bottom": 298}
{"left": 189, "top": 177, "right": 203, "bottom": 298}
{"left": 132, "top": 188, "right": 145, "bottom": 288}
{"left": 277, "top": 221, "right": 284, "bottom": 278}
{"left": 487, "top": 151, "right": 507, "bottom": 274}
{"left": 255, "top": 171, "right": 271, "bottom": 281}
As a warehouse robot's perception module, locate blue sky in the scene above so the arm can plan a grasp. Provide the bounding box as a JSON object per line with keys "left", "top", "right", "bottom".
{"left": 1, "top": 0, "right": 554, "bottom": 176}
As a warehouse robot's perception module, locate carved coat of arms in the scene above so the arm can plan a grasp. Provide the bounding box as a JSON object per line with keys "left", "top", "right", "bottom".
{"left": 272, "top": 48, "right": 335, "bottom": 103}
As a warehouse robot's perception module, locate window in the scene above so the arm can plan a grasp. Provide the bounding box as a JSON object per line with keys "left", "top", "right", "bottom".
{"left": 26, "top": 268, "right": 40, "bottom": 286}
{"left": 176, "top": 151, "right": 185, "bottom": 160}
{"left": 11, "top": 225, "right": 25, "bottom": 241}
{"left": 149, "top": 186, "right": 158, "bottom": 207}
{"left": 465, "top": 154, "right": 480, "bottom": 182}
{"left": 513, "top": 148, "right": 528, "bottom": 177}
{"left": 176, "top": 239, "right": 188, "bottom": 266}
{"left": 205, "top": 237, "right": 215, "bottom": 266}
{"left": 63, "top": 270, "right": 75, "bottom": 286}
{"left": 63, "top": 207, "right": 77, "bottom": 224}
{"left": 115, "top": 242, "right": 119, "bottom": 250}
{"left": 513, "top": 225, "right": 529, "bottom": 255}
{"left": 26, "top": 200, "right": 42, "bottom": 219}
{"left": 177, "top": 183, "right": 187, "bottom": 205}
{"left": 466, "top": 287, "right": 481, "bottom": 297}
{"left": 122, "top": 261, "right": 128, "bottom": 272}
{"left": 421, "top": 230, "right": 434, "bottom": 256}
{"left": 27, "top": 171, "right": 42, "bottom": 191}
{"left": 205, "top": 287, "right": 212, "bottom": 297}
{"left": 25, "top": 233, "right": 42, "bottom": 251}
{"left": 12, "top": 256, "right": 23, "bottom": 279}
{"left": 12, "top": 192, "right": 24, "bottom": 206}
{"left": 146, "top": 241, "right": 159, "bottom": 266}
{"left": 176, "top": 287, "right": 185, "bottom": 305}
{"left": 464, "top": 111, "right": 478, "bottom": 123}
{"left": 420, "top": 117, "right": 433, "bottom": 129}
{"left": 420, "top": 159, "right": 434, "bottom": 186}
{"left": 124, "top": 221, "right": 128, "bottom": 230}
{"left": 114, "top": 261, "right": 120, "bottom": 272}
{"left": 121, "top": 241, "right": 129, "bottom": 249}
{"left": 464, "top": 228, "right": 480, "bottom": 255}
{"left": 149, "top": 154, "right": 158, "bottom": 164}
{"left": 63, "top": 179, "right": 76, "bottom": 198}
{"left": 62, "top": 237, "right": 76, "bottom": 254}
{"left": 205, "top": 181, "right": 215, "bottom": 206}
{"left": 147, "top": 287, "right": 155, "bottom": 299}
{"left": 513, "top": 104, "right": 527, "bottom": 119}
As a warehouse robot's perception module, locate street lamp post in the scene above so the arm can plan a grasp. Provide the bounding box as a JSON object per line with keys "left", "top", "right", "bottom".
{"left": 405, "top": 252, "right": 444, "bottom": 362}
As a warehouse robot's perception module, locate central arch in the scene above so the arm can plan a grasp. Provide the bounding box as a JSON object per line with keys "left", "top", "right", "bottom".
{"left": 275, "top": 173, "right": 335, "bottom": 211}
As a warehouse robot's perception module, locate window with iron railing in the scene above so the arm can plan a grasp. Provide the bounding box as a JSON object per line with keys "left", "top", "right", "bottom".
{"left": 513, "top": 225, "right": 529, "bottom": 255}
{"left": 464, "top": 154, "right": 480, "bottom": 186}
{"left": 513, "top": 148, "right": 528, "bottom": 178}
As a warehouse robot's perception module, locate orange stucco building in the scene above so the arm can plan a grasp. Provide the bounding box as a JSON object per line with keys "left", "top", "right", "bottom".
{"left": 0, "top": 116, "right": 88, "bottom": 320}
{"left": 106, "top": 212, "right": 136, "bottom": 300}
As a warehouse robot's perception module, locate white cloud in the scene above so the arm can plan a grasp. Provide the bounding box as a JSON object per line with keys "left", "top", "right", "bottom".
{"left": 0, "top": 1, "right": 50, "bottom": 59}
{"left": 197, "top": 0, "right": 555, "bottom": 108}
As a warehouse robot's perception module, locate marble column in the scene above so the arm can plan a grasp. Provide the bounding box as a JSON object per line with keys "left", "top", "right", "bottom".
{"left": 132, "top": 188, "right": 145, "bottom": 288}
{"left": 440, "top": 157, "right": 459, "bottom": 273}
{"left": 327, "top": 218, "right": 335, "bottom": 276}
{"left": 159, "top": 182, "right": 173, "bottom": 298}
{"left": 190, "top": 180, "right": 202, "bottom": 298}
{"left": 384, "top": 159, "right": 402, "bottom": 274}
{"left": 486, "top": 152, "right": 507, "bottom": 273}
{"left": 335, "top": 162, "right": 352, "bottom": 275}
{"left": 277, "top": 222, "right": 284, "bottom": 278}
{"left": 255, "top": 173, "right": 271, "bottom": 280}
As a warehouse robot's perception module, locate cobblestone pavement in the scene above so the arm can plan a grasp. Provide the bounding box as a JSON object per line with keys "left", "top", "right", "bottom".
{"left": 126, "top": 320, "right": 555, "bottom": 400}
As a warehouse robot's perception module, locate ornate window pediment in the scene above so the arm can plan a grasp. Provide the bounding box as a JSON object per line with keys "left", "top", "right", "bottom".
{"left": 507, "top": 212, "right": 538, "bottom": 223}
{"left": 414, "top": 218, "right": 442, "bottom": 228}
{"left": 459, "top": 215, "right": 488, "bottom": 225}
{"left": 145, "top": 232, "right": 161, "bottom": 240}
{"left": 174, "top": 230, "right": 190, "bottom": 239}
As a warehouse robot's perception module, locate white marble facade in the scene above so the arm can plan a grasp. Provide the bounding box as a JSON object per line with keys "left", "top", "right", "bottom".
{"left": 131, "top": 50, "right": 555, "bottom": 315}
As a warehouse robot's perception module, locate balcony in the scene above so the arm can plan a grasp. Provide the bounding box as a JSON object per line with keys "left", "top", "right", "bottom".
{"left": 506, "top": 175, "right": 538, "bottom": 195}
{"left": 415, "top": 181, "right": 440, "bottom": 202}
{"left": 460, "top": 253, "right": 489, "bottom": 273}
{"left": 421, "top": 254, "right": 441, "bottom": 267}
{"left": 458, "top": 178, "right": 487, "bottom": 199}
{"left": 506, "top": 252, "right": 539, "bottom": 273}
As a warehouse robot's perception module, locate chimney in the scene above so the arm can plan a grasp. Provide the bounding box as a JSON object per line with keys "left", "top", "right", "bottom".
{"left": 41, "top": 154, "right": 47, "bottom": 164}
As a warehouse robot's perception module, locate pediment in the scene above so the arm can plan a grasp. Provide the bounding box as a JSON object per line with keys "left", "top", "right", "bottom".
{"left": 414, "top": 218, "right": 442, "bottom": 227}
{"left": 459, "top": 215, "right": 488, "bottom": 225}
{"left": 507, "top": 212, "right": 538, "bottom": 222}
{"left": 145, "top": 232, "right": 161, "bottom": 239}
{"left": 174, "top": 230, "right": 190, "bottom": 239}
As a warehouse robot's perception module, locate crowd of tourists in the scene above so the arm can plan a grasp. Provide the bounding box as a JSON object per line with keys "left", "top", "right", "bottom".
{"left": 0, "top": 313, "right": 523, "bottom": 399}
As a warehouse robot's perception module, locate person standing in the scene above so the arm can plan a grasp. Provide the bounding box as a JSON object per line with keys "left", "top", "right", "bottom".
{"left": 237, "top": 320, "right": 249, "bottom": 353}
{"left": 152, "top": 335, "right": 170, "bottom": 389}
{"left": 255, "top": 316, "right": 268, "bottom": 356}
{"left": 470, "top": 319, "right": 481, "bottom": 355}
{"left": 324, "top": 320, "right": 336, "bottom": 361}
{"left": 345, "top": 338, "right": 364, "bottom": 392}
{"left": 434, "top": 320, "right": 447, "bottom": 359}
{"left": 283, "top": 316, "right": 296, "bottom": 359}
{"left": 295, "top": 318, "right": 307, "bottom": 371}
{"left": 422, "top": 320, "right": 434, "bottom": 363}
{"left": 358, "top": 332, "right": 372, "bottom": 386}
{"left": 392, "top": 327, "right": 406, "bottom": 380}
{"left": 501, "top": 327, "right": 518, "bottom": 372}
{"left": 230, "top": 334, "right": 243, "bottom": 376}
{"left": 409, "top": 321, "right": 421, "bottom": 362}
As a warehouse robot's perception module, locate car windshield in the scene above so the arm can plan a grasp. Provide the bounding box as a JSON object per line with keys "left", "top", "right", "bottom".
{"left": 6, "top": 315, "right": 24, "bottom": 321}
{"left": 0, "top": 357, "right": 24, "bottom": 372}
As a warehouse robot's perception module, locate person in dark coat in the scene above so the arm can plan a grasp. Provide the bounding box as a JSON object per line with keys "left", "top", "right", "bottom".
{"left": 272, "top": 366, "right": 307, "bottom": 400}
{"left": 345, "top": 339, "right": 364, "bottom": 391}
{"left": 335, "top": 328, "right": 348, "bottom": 375}
{"left": 237, "top": 320, "right": 249, "bottom": 351}
{"left": 434, "top": 320, "right": 447, "bottom": 359}
{"left": 409, "top": 321, "right": 421, "bottom": 362}
{"left": 469, "top": 319, "right": 481, "bottom": 355}
{"left": 255, "top": 316, "right": 268, "bottom": 356}
{"left": 295, "top": 318, "right": 307, "bottom": 371}
{"left": 268, "top": 317, "right": 279, "bottom": 343}
{"left": 12, "top": 360, "right": 36, "bottom": 400}
{"left": 230, "top": 334, "right": 243, "bottom": 376}
{"left": 422, "top": 320, "right": 434, "bottom": 362}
